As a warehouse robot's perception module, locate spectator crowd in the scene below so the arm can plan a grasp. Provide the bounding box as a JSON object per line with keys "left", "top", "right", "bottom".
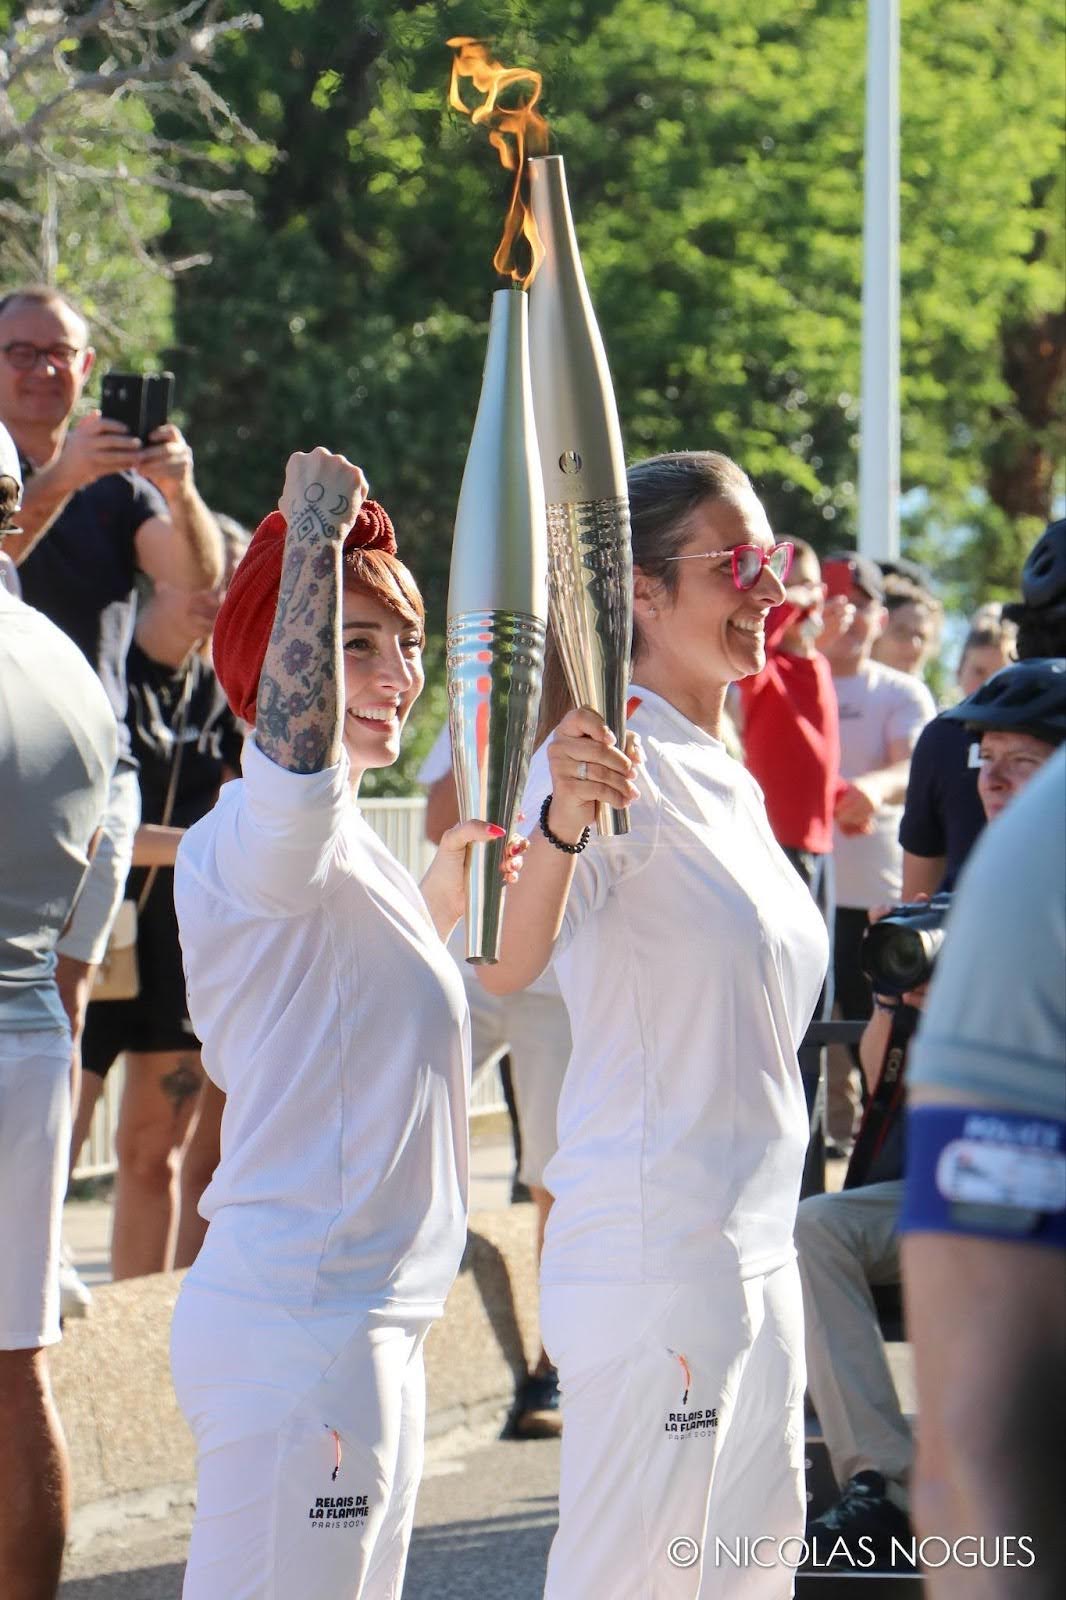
{"left": 1, "top": 281, "right": 1063, "bottom": 1599}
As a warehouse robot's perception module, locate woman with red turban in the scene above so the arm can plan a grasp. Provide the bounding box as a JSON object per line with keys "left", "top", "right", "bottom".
{"left": 169, "top": 448, "right": 522, "bottom": 1600}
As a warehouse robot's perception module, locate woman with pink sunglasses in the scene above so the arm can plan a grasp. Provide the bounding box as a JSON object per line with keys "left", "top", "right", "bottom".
{"left": 483, "top": 452, "right": 828, "bottom": 1599}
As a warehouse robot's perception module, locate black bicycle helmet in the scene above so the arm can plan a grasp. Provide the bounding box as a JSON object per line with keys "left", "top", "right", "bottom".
{"left": 943, "top": 657, "right": 1066, "bottom": 745}
{"left": 1003, "top": 518, "right": 1066, "bottom": 620}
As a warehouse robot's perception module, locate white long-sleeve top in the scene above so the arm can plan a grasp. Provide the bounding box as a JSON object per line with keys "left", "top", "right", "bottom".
{"left": 174, "top": 738, "right": 470, "bottom": 1317}
{"left": 523, "top": 688, "right": 828, "bottom": 1284}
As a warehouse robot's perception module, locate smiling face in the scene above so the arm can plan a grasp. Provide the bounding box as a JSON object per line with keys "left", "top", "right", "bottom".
{"left": 0, "top": 294, "right": 94, "bottom": 441}
{"left": 340, "top": 587, "right": 425, "bottom": 779}
{"left": 634, "top": 492, "right": 786, "bottom": 697}
{"left": 976, "top": 728, "right": 1057, "bottom": 822}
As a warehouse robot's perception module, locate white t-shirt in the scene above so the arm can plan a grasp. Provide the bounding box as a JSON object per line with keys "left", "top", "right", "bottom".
{"left": 174, "top": 739, "right": 470, "bottom": 1317}
{"left": 522, "top": 688, "right": 828, "bottom": 1284}
{"left": 833, "top": 661, "right": 935, "bottom": 908}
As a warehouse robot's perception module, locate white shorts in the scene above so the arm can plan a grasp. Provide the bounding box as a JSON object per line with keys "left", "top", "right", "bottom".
{"left": 456, "top": 929, "right": 571, "bottom": 1189}
{"left": 540, "top": 1264, "right": 806, "bottom": 1599}
{"left": 0, "top": 1027, "right": 71, "bottom": 1349}
{"left": 171, "top": 1279, "right": 433, "bottom": 1600}
{"left": 57, "top": 761, "right": 140, "bottom": 966}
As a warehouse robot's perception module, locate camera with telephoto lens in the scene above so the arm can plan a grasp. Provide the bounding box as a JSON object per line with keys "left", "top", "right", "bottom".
{"left": 860, "top": 893, "right": 952, "bottom": 996}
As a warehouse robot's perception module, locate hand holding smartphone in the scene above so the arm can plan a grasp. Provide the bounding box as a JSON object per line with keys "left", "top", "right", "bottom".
{"left": 100, "top": 371, "right": 174, "bottom": 444}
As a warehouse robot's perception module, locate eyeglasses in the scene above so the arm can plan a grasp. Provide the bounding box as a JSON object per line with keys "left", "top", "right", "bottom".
{"left": 664, "top": 541, "right": 794, "bottom": 591}
{"left": 1, "top": 341, "right": 84, "bottom": 372}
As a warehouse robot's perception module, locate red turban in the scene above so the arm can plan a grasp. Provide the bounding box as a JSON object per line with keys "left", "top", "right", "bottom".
{"left": 212, "top": 498, "right": 397, "bottom": 725}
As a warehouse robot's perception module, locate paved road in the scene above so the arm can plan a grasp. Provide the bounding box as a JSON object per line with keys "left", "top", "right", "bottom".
{"left": 59, "top": 1433, "right": 561, "bottom": 1599}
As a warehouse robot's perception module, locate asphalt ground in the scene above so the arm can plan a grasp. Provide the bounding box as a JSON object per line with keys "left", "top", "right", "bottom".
{"left": 59, "top": 1432, "right": 562, "bottom": 1599}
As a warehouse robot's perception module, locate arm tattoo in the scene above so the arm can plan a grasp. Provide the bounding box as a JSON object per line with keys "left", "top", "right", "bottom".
{"left": 255, "top": 498, "right": 344, "bottom": 774}
{"left": 286, "top": 481, "right": 350, "bottom": 544}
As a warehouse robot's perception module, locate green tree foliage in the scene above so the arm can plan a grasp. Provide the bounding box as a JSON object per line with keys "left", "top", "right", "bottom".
{"left": 154, "top": 0, "right": 1061, "bottom": 778}
{"left": 0, "top": 1, "right": 261, "bottom": 372}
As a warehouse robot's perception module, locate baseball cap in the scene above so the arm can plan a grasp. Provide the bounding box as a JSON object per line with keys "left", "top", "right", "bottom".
{"left": 823, "top": 551, "right": 884, "bottom": 603}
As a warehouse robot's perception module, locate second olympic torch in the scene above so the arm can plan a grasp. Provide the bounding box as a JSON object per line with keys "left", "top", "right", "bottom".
{"left": 447, "top": 288, "right": 548, "bottom": 963}
{"left": 527, "top": 153, "right": 633, "bottom": 835}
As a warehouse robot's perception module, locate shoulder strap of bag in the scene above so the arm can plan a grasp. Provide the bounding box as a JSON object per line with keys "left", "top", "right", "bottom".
{"left": 137, "top": 665, "right": 196, "bottom": 914}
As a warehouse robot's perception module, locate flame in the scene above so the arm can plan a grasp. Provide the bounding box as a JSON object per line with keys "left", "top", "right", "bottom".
{"left": 448, "top": 36, "right": 549, "bottom": 288}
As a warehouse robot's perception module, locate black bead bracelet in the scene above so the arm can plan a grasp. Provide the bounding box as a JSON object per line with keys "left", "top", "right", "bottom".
{"left": 539, "top": 793, "right": 591, "bottom": 855}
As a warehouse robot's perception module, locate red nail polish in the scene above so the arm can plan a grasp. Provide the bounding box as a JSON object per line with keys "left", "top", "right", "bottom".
{"left": 487, "top": 824, "right": 506, "bottom": 838}
{"left": 627, "top": 695, "right": 642, "bottom": 718}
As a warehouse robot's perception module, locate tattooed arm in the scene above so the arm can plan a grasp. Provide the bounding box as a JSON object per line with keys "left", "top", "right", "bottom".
{"left": 255, "top": 449, "right": 367, "bottom": 775}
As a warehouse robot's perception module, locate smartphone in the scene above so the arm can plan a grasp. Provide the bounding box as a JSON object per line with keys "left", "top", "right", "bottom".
{"left": 822, "top": 559, "right": 855, "bottom": 600}
{"left": 100, "top": 371, "right": 174, "bottom": 444}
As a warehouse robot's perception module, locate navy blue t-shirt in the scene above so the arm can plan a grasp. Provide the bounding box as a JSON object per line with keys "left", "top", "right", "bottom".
{"left": 898, "top": 713, "right": 986, "bottom": 890}
{"left": 18, "top": 471, "right": 166, "bottom": 748}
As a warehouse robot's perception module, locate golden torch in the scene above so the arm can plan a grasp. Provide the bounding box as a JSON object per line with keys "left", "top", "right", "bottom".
{"left": 527, "top": 153, "right": 633, "bottom": 835}
{"left": 447, "top": 40, "right": 549, "bottom": 963}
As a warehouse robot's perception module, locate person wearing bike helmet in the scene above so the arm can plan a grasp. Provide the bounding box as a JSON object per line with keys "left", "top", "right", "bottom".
{"left": 943, "top": 656, "right": 1066, "bottom": 822}
{"left": 900, "top": 519, "right": 1066, "bottom": 899}
{"left": 1003, "top": 517, "right": 1066, "bottom": 657}
{"left": 797, "top": 654, "right": 1066, "bottom": 1573}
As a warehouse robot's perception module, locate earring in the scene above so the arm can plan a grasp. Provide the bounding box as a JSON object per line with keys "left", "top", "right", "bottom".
{"left": 648, "top": 606, "right": 658, "bottom": 616}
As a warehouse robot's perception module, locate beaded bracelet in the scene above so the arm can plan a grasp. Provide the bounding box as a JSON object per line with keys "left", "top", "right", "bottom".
{"left": 538, "top": 793, "right": 590, "bottom": 855}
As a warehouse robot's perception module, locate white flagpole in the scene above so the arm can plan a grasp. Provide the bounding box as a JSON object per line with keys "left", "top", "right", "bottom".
{"left": 858, "top": 0, "right": 900, "bottom": 561}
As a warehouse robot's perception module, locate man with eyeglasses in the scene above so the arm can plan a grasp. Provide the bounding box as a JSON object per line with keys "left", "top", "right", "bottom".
{"left": 0, "top": 284, "right": 222, "bottom": 1314}
{"left": 818, "top": 553, "right": 935, "bottom": 1157}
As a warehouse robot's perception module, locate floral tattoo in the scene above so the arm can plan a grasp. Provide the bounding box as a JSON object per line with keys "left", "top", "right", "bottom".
{"left": 255, "top": 491, "right": 346, "bottom": 775}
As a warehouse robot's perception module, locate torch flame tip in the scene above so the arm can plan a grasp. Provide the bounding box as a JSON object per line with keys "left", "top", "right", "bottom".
{"left": 448, "top": 35, "right": 549, "bottom": 289}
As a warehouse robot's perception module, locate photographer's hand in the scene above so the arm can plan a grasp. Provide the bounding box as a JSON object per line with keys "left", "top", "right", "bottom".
{"left": 55, "top": 411, "right": 144, "bottom": 490}
{"left": 7, "top": 411, "right": 144, "bottom": 563}
{"left": 137, "top": 423, "right": 194, "bottom": 500}
{"left": 818, "top": 592, "right": 855, "bottom": 649}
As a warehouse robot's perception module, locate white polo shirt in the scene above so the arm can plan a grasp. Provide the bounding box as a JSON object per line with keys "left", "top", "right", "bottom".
{"left": 174, "top": 739, "right": 470, "bottom": 1317}
{"left": 523, "top": 688, "right": 828, "bottom": 1284}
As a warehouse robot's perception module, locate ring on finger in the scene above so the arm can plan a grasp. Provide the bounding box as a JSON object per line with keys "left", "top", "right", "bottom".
{"left": 576, "top": 759, "right": 589, "bottom": 782}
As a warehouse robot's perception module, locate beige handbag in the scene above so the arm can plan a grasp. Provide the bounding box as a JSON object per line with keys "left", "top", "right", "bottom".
{"left": 92, "top": 898, "right": 140, "bottom": 1001}
{"left": 92, "top": 670, "right": 193, "bottom": 1002}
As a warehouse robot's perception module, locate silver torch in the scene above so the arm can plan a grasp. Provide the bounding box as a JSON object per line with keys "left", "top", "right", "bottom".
{"left": 447, "top": 287, "right": 548, "bottom": 963}
{"left": 527, "top": 153, "right": 633, "bottom": 836}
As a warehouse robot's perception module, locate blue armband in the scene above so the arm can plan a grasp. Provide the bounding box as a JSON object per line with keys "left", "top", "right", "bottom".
{"left": 899, "top": 1105, "right": 1066, "bottom": 1250}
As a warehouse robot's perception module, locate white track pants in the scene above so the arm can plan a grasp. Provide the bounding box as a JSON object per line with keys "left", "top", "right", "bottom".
{"left": 540, "top": 1263, "right": 806, "bottom": 1599}
{"left": 171, "top": 1284, "right": 432, "bottom": 1600}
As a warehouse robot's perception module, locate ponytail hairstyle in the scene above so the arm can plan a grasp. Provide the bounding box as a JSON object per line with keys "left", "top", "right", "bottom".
{"left": 536, "top": 450, "right": 753, "bottom": 742}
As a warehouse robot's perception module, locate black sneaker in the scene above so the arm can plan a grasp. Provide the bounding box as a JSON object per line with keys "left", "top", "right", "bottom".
{"left": 804, "top": 1471, "right": 914, "bottom": 1571}
{"left": 513, "top": 1364, "right": 562, "bottom": 1439}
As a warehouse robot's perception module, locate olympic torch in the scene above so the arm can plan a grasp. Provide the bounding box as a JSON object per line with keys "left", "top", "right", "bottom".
{"left": 447, "top": 287, "right": 548, "bottom": 963}
{"left": 527, "top": 153, "right": 633, "bottom": 836}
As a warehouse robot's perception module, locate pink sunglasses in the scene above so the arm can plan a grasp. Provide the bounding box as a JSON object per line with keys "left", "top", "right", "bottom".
{"left": 664, "top": 541, "right": 794, "bottom": 592}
